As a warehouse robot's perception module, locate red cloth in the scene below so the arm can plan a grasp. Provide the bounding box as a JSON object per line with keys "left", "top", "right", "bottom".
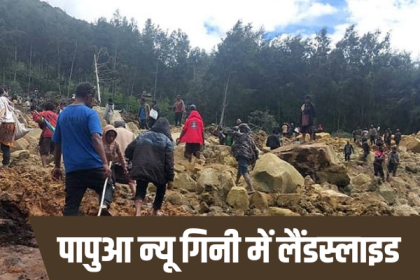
{"left": 33, "top": 111, "right": 58, "bottom": 138}
{"left": 180, "top": 111, "right": 204, "bottom": 144}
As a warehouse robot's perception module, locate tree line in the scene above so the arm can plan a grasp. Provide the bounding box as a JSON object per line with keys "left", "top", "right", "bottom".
{"left": 0, "top": 0, "right": 419, "bottom": 133}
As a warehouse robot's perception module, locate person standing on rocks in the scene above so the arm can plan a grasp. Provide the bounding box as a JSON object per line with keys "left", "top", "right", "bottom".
{"left": 51, "top": 82, "right": 112, "bottom": 216}
{"left": 387, "top": 146, "right": 400, "bottom": 180}
{"left": 0, "top": 87, "right": 16, "bottom": 168}
{"left": 362, "top": 139, "right": 370, "bottom": 161}
{"left": 369, "top": 125, "right": 377, "bottom": 146}
{"left": 32, "top": 102, "right": 58, "bottom": 168}
{"left": 373, "top": 146, "right": 386, "bottom": 182}
{"left": 138, "top": 98, "right": 150, "bottom": 130}
{"left": 395, "top": 129, "right": 402, "bottom": 147}
{"left": 104, "top": 98, "right": 114, "bottom": 125}
{"left": 231, "top": 123, "right": 258, "bottom": 195}
{"left": 266, "top": 130, "right": 281, "bottom": 150}
{"left": 102, "top": 125, "right": 128, "bottom": 197}
{"left": 299, "top": 95, "right": 316, "bottom": 144}
{"left": 177, "top": 105, "right": 205, "bottom": 163}
{"left": 125, "top": 118, "right": 174, "bottom": 216}
{"left": 173, "top": 95, "right": 185, "bottom": 127}
{"left": 344, "top": 141, "right": 355, "bottom": 162}
{"left": 148, "top": 100, "right": 160, "bottom": 128}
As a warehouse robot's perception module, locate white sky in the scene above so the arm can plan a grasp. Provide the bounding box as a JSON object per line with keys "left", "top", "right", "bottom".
{"left": 44, "top": 0, "right": 420, "bottom": 58}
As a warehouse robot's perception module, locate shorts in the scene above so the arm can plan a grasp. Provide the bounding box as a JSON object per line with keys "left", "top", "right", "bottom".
{"left": 237, "top": 157, "right": 249, "bottom": 175}
{"left": 300, "top": 125, "right": 312, "bottom": 134}
{"left": 185, "top": 143, "right": 201, "bottom": 158}
{"left": 39, "top": 137, "right": 54, "bottom": 156}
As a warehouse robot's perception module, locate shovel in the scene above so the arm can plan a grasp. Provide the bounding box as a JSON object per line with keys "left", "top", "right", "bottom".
{"left": 98, "top": 161, "right": 112, "bottom": 217}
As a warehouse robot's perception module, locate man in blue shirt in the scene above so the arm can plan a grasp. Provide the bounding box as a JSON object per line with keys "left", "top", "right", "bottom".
{"left": 52, "top": 82, "right": 112, "bottom": 216}
{"left": 138, "top": 98, "right": 150, "bottom": 130}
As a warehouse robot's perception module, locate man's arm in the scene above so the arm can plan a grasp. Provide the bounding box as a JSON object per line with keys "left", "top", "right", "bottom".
{"left": 116, "top": 143, "right": 127, "bottom": 170}
{"left": 164, "top": 140, "right": 175, "bottom": 184}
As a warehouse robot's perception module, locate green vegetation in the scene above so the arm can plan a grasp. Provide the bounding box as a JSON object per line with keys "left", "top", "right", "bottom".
{"left": 1, "top": 0, "right": 419, "bottom": 133}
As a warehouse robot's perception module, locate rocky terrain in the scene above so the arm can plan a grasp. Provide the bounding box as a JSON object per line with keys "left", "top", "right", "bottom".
{"left": 2, "top": 107, "right": 420, "bottom": 279}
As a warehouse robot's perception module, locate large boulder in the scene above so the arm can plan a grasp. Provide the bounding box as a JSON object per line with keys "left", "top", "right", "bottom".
{"left": 316, "top": 133, "right": 331, "bottom": 140}
{"left": 202, "top": 145, "right": 236, "bottom": 167}
{"left": 197, "top": 168, "right": 235, "bottom": 194}
{"left": 319, "top": 190, "right": 351, "bottom": 208}
{"left": 351, "top": 174, "right": 372, "bottom": 186}
{"left": 400, "top": 136, "right": 420, "bottom": 153}
{"left": 173, "top": 173, "right": 198, "bottom": 193}
{"left": 92, "top": 106, "right": 123, "bottom": 128}
{"left": 376, "top": 184, "right": 395, "bottom": 205}
{"left": 226, "top": 187, "right": 249, "bottom": 211}
{"left": 251, "top": 153, "right": 304, "bottom": 193}
{"left": 273, "top": 143, "right": 350, "bottom": 187}
{"left": 250, "top": 192, "right": 269, "bottom": 209}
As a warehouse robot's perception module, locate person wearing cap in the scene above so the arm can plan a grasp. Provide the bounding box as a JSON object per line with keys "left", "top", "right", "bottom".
{"left": 299, "top": 95, "right": 316, "bottom": 144}
{"left": 177, "top": 105, "right": 204, "bottom": 162}
{"left": 52, "top": 82, "right": 112, "bottom": 216}
{"left": 236, "top": 119, "right": 242, "bottom": 126}
{"left": 387, "top": 146, "right": 400, "bottom": 179}
{"left": 231, "top": 123, "right": 258, "bottom": 195}
{"left": 173, "top": 95, "right": 185, "bottom": 127}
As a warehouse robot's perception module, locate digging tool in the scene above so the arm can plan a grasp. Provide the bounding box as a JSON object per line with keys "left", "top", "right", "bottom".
{"left": 98, "top": 161, "right": 112, "bottom": 217}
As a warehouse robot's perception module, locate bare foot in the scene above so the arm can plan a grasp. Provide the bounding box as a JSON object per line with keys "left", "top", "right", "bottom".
{"left": 152, "top": 209, "right": 162, "bottom": 216}
{"left": 135, "top": 200, "right": 143, "bottom": 216}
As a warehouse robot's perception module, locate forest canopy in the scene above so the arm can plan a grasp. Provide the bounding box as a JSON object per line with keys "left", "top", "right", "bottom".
{"left": 0, "top": 0, "right": 419, "bottom": 133}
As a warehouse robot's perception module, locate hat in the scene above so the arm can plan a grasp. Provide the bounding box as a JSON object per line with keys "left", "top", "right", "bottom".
{"left": 190, "top": 104, "right": 196, "bottom": 111}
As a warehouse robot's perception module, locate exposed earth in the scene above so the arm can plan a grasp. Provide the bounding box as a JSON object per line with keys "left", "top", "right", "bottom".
{"left": 2, "top": 106, "right": 420, "bottom": 279}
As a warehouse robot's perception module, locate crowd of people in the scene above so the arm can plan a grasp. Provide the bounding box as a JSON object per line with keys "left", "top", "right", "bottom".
{"left": 0, "top": 82, "right": 408, "bottom": 216}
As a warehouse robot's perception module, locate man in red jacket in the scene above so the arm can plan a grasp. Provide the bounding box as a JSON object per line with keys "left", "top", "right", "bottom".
{"left": 177, "top": 105, "right": 204, "bottom": 162}
{"left": 32, "top": 102, "right": 58, "bottom": 168}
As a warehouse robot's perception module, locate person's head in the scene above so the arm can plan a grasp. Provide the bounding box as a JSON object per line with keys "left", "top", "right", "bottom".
{"left": 176, "top": 95, "right": 181, "bottom": 101}
{"left": 371, "top": 124, "right": 374, "bottom": 128}
{"left": 44, "top": 102, "right": 55, "bottom": 112}
{"left": 108, "top": 98, "right": 113, "bottom": 103}
{"left": 190, "top": 104, "right": 196, "bottom": 111}
{"left": 238, "top": 123, "right": 251, "bottom": 133}
{"left": 347, "top": 141, "right": 350, "bottom": 144}
{"left": 114, "top": 120, "right": 126, "bottom": 128}
{"left": 105, "top": 130, "right": 117, "bottom": 144}
{"left": 397, "top": 129, "right": 400, "bottom": 132}
{"left": 75, "top": 82, "right": 96, "bottom": 108}
{"left": 152, "top": 100, "right": 157, "bottom": 105}
{"left": 379, "top": 146, "right": 384, "bottom": 152}
{"left": 304, "top": 95, "right": 311, "bottom": 104}
{"left": 140, "top": 98, "right": 145, "bottom": 105}
{"left": 236, "top": 119, "right": 242, "bottom": 125}
{"left": 392, "top": 146, "right": 397, "bottom": 152}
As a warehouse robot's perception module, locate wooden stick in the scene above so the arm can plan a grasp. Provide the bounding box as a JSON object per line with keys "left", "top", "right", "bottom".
{"left": 98, "top": 161, "right": 112, "bottom": 216}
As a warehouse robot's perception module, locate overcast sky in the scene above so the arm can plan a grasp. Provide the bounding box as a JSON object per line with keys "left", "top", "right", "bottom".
{"left": 44, "top": 0, "right": 420, "bottom": 58}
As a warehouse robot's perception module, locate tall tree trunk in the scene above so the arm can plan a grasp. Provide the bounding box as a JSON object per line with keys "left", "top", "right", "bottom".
{"left": 219, "top": 72, "right": 231, "bottom": 127}
{"left": 67, "top": 37, "right": 78, "bottom": 97}
{"left": 94, "top": 54, "right": 102, "bottom": 104}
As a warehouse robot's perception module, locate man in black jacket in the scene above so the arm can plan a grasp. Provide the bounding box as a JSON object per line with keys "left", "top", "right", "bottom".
{"left": 300, "top": 95, "right": 316, "bottom": 144}
{"left": 125, "top": 118, "right": 174, "bottom": 216}
{"left": 266, "top": 130, "right": 281, "bottom": 150}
